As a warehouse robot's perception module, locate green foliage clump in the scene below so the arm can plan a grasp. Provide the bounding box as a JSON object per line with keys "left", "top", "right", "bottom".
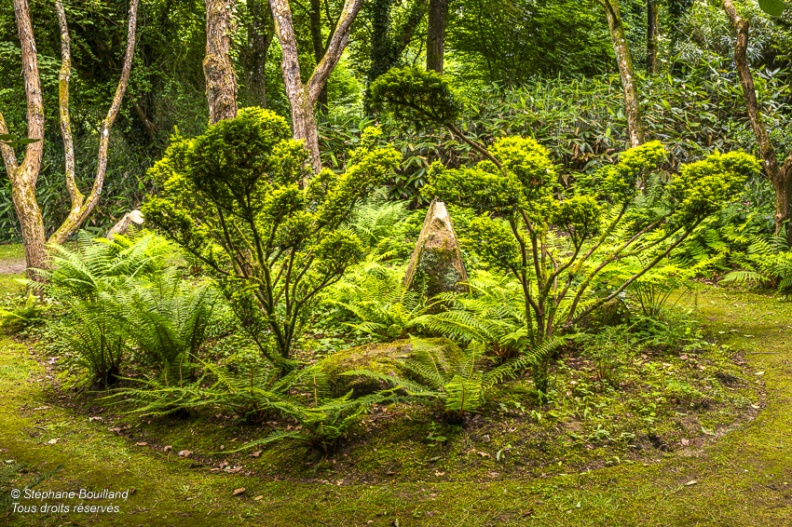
{"left": 351, "top": 337, "right": 566, "bottom": 419}
{"left": 43, "top": 232, "right": 216, "bottom": 387}
{"left": 423, "top": 136, "right": 757, "bottom": 393}
{"left": 369, "top": 67, "right": 459, "bottom": 127}
{"left": 321, "top": 262, "right": 430, "bottom": 341}
{"left": 143, "top": 108, "right": 400, "bottom": 369}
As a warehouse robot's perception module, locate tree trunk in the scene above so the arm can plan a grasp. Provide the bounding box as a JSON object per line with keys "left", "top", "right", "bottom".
{"left": 426, "top": 0, "right": 448, "bottom": 73}
{"left": 270, "top": 0, "right": 363, "bottom": 173}
{"left": 246, "top": 0, "right": 274, "bottom": 108}
{"left": 723, "top": 0, "right": 792, "bottom": 241}
{"left": 0, "top": 1, "right": 48, "bottom": 277}
{"left": 601, "top": 0, "right": 644, "bottom": 147}
{"left": 49, "top": 0, "right": 140, "bottom": 245}
{"left": 309, "top": 0, "right": 329, "bottom": 116}
{"left": 365, "top": 0, "right": 427, "bottom": 111}
{"left": 647, "top": 0, "right": 659, "bottom": 74}
{"left": 1, "top": 0, "right": 140, "bottom": 279}
{"left": 205, "top": 0, "right": 238, "bottom": 124}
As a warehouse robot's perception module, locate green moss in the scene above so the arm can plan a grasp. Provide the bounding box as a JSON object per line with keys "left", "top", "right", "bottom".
{"left": 1, "top": 287, "right": 792, "bottom": 525}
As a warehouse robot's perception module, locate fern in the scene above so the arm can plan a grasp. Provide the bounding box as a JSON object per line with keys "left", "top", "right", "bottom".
{"left": 350, "top": 336, "right": 568, "bottom": 419}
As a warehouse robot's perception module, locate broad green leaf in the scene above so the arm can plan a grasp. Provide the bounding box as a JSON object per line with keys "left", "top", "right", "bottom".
{"left": 759, "top": 0, "right": 788, "bottom": 16}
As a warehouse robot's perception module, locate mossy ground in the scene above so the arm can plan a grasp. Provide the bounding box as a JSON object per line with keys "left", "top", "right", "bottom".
{"left": 1, "top": 244, "right": 792, "bottom": 526}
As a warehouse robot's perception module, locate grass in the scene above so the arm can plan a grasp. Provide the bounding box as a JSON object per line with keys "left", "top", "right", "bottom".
{"left": 1, "top": 272, "right": 791, "bottom": 525}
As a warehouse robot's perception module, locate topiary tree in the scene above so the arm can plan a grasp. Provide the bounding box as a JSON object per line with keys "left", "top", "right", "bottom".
{"left": 424, "top": 137, "right": 759, "bottom": 393}
{"left": 369, "top": 66, "right": 500, "bottom": 166}
{"left": 143, "top": 107, "right": 400, "bottom": 371}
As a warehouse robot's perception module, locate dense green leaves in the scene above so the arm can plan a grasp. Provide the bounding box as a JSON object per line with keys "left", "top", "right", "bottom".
{"left": 143, "top": 108, "right": 400, "bottom": 368}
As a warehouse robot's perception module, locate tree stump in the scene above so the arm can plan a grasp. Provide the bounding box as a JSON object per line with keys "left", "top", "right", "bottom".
{"left": 403, "top": 200, "right": 468, "bottom": 298}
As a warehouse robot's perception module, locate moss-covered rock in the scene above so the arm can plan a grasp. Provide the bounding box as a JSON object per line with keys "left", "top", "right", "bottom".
{"left": 319, "top": 338, "right": 461, "bottom": 397}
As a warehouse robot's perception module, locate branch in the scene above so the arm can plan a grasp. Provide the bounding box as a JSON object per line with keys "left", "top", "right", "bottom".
{"left": 54, "top": 0, "right": 82, "bottom": 213}
{"left": 446, "top": 122, "right": 501, "bottom": 167}
{"left": 49, "top": 0, "right": 140, "bottom": 245}
{"left": 0, "top": 112, "right": 18, "bottom": 178}
{"left": 13, "top": 0, "right": 45, "bottom": 184}
{"left": 569, "top": 222, "right": 699, "bottom": 326}
{"left": 307, "top": 0, "right": 363, "bottom": 104}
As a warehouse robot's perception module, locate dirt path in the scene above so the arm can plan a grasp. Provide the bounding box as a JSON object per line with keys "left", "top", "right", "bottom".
{"left": 0, "top": 260, "right": 25, "bottom": 275}
{"left": 1, "top": 288, "right": 791, "bottom": 526}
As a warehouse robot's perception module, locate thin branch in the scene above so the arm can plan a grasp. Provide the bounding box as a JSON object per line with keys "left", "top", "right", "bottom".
{"left": 55, "top": 0, "right": 82, "bottom": 213}
{"left": 49, "top": 0, "right": 140, "bottom": 244}
{"left": 307, "top": 0, "right": 363, "bottom": 104}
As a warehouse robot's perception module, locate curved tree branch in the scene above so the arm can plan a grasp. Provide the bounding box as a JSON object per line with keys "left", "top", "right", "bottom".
{"left": 49, "top": 0, "right": 140, "bottom": 245}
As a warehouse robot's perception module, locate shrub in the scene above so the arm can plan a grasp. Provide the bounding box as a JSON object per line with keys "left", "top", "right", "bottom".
{"left": 43, "top": 232, "right": 216, "bottom": 386}
{"left": 351, "top": 337, "right": 566, "bottom": 420}
{"left": 424, "top": 137, "right": 759, "bottom": 393}
{"left": 143, "top": 108, "right": 400, "bottom": 371}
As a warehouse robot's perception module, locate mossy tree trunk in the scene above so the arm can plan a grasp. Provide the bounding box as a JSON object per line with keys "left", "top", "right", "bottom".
{"left": 647, "top": 0, "right": 659, "bottom": 74}
{"left": 0, "top": 0, "right": 140, "bottom": 278}
{"left": 722, "top": 0, "right": 792, "bottom": 242}
{"left": 245, "top": 0, "right": 274, "bottom": 108}
{"left": 270, "top": 0, "right": 363, "bottom": 174}
{"left": 204, "top": 0, "right": 238, "bottom": 124}
{"left": 600, "top": 0, "right": 645, "bottom": 147}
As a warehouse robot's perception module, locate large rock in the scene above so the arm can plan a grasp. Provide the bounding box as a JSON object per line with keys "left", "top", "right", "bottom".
{"left": 319, "top": 338, "right": 461, "bottom": 397}
{"left": 403, "top": 201, "right": 468, "bottom": 299}
{"left": 106, "top": 210, "right": 144, "bottom": 240}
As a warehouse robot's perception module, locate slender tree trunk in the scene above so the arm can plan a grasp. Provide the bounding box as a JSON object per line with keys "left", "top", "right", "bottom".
{"left": 309, "top": 0, "right": 329, "bottom": 116}
{"left": 601, "top": 0, "right": 644, "bottom": 147}
{"left": 0, "top": 1, "right": 48, "bottom": 277}
{"left": 270, "top": 0, "right": 363, "bottom": 173}
{"left": 205, "top": 0, "right": 238, "bottom": 124}
{"left": 49, "top": 0, "right": 140, "bottom": 245}
{"left": 647, "top": 0, "right": 659, "bottom": 74}
{"left": 723, "top": 0, "right": 792, "bottom": 241}
{"left": 365, "top": 0, "right": 427, "bottom": 112}
{"left": 246, "top": 0, "right": 274, "bottom": 108}
{"left": 0, "top": 0, "right": 140, "bottom": 278}
{"left": 426, "top": 0, "right": 448, "bottom": 73}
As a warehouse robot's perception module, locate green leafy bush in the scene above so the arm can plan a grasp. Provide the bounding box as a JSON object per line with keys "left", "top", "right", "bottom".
{"left": 43, "top": 232, "right": 216, "bottom": 386}
{"left": 424, "top": 137, "right": 759, "bottom": 393}
{"left": 143, "top": 108, "right": 400, "bottom": 370}
{"left": 350, "top": 337, "right": 566, "bottom": 420}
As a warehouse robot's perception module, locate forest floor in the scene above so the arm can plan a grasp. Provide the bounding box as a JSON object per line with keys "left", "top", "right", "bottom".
{"left": 1, "top": 244, "right": 791, "bottom": 526}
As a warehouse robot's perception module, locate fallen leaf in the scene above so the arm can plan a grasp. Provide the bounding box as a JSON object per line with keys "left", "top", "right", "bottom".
{"left": 163, "top": 445, "right": 173, "bottom": 452}
{"left": 178, "top": 450, "right": 192, "bottom": 457}
{"left": 135, "top": 442, "right": 148, "bottom": 447}
{"left": 232, "top": 487, "right": 246, "bottom": 497}
{"left": 254, "top": 495, "right": 264, "bottom": 501}
{"left": 756, "top": 371, "right": 765, "bottom": 376}
{"left": 685, "top": 480, "right": 698, "bottom": 486}
{"left": 477, "top": 451, "right": 490, "bottom": 458}
{"left": 250, "top": 450, "right": 262, "bottom": 458}
{"left": 47, "top": 438, "right": 59, "bottom": 445}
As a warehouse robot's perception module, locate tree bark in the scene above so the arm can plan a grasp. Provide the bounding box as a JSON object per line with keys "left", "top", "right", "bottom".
{"left": 205, "top": 0, "right": 238, "bottom": 124}
{"left": 601, "top": 0, "right": 644, "bottom": 147}
{"left": 426, "top": 0, "right": 448, "bottom": 73}
{"left": 647, "top": 0, "right": 659, "bottom": 74}
{"left": 309, "top": 0, "right": 329, "bottom": 116}
{"left": 270, "top": 0, "right": 363, "bottom": 173}
{"left": 723, "top": 0, "right": 792, "bottom": 241}
{"left": 246, "top": 0, "right": 274, "bottom": 108}
{"left": 0, "top": 0, "right": 140, "bottom": 278}
{"left": 0, "top": 1, "right": 48, "bottom": 277}
{"left": 49, "top": 0, "right": 140, "bottom": 245}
